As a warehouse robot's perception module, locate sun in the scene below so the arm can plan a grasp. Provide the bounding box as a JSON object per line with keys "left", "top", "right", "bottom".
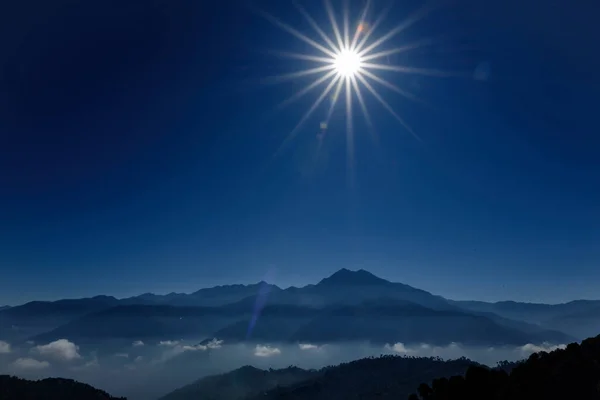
{"left": 333, "top": 48, "right": 362, "bottom": 78}
{"left": 258, "top": 0, "right": 449, "bottom": 165}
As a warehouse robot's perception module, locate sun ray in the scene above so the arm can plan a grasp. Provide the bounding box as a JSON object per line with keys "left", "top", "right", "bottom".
{"left": 357, "top": 5, "right": 433, "bottom": 57}
{"left": 277, "top": 69, "right": 338, "bottom": 110}
{"left": 350, "top": 75, "right": 373, "bottom": 129}
{"left": 356, "top": 73, "right": 422, "bottom": 142}
{"left": 270, "top": 50, "right": 333, "bottom": 64}
{"left": 354, "top": 1, "right": 395, "bottom": 54}
{"left": 262, "top": 64, "right": 336, "bottom": 84}
{"left": 359, "top": 37, "right": 436, "bottom": 62}
{"left": 293, "top": 1, "right": 340, "bottom": 53}
{"left": 275, "top": 75, "right": 341, "bottom": 157}
{"left": 324, "top": 0, "right": 345, "bottom": 52}
{"left": 258, "top": 10, "right": 338, "bottom": 58}
{"left": 325, "top": 77, "right": 345, "bottom": 123}
{"left": 359, "top": 68, "right": 420, "bottom": 103}
{"left": 342, "top": 0, "right": 350, "bottom": 49}
{"left": 345, "top": 76, "right": 355, "bottom": 186}
{"left": 361, "top": 62, "right": 457, "bottom": 77}
{"left": 350, "top": 0, "right": 371, "bottom": 51}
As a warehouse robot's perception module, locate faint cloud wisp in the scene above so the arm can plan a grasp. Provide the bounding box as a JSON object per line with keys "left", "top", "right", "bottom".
{"left": 13, "top": 358, "right": 50, "bottom": 370}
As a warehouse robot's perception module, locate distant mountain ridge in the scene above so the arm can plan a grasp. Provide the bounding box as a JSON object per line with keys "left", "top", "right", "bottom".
{"left": 451, "top": 299, "right": 600, "bottom": 338}
{"left": 317, "top": 268, "right": 391, "bottom": 286}
{"left": 0, "top": 269, "right": 593, "bottom": 345}
{"left": 130, "top": 282, "right": 283, "bottom": 307}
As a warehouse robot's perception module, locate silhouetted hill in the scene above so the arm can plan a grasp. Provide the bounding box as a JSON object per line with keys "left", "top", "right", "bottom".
{"left": 0, "top": 305, "right": 10, "bottom": 310}
{"left": 0, "top": 375, "right": 125, "bottom": 400}
{"left": 251, "top": 356, "right": 478, "bottom": 400}
{"left": 158, "top": 365, "right": 317, "bottom": 400}
{"left": 410, "top": 333, "right": 600, "bottom": 400}
{"left": 159, "top": 356, "right": 477, "bottom": 400}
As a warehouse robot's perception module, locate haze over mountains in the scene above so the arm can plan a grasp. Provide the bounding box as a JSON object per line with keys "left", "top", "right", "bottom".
{"left": 1, "top": 269, "right": 597, "bottom": 347}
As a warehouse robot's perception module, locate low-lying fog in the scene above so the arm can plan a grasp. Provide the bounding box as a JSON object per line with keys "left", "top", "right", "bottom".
{"left": 0, "top": 338, "right": 566, "bottom": 400}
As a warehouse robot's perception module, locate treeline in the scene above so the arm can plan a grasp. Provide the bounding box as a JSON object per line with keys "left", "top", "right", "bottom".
{"left": 159, "top": 365, "right": 317, "bottom": 400}
{"left": 410, "top": 334, "right": 600, "bottom": 400}
{"left": 251, "top": 355, "right": 476, "bottom": 400}
{"left": 0, "top": 375, "right": 126, "bottom": 400}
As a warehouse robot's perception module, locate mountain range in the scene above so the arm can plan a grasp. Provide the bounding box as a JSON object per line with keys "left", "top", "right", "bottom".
{"left": 1, "top": 269, "right": 598, "bottom": 346}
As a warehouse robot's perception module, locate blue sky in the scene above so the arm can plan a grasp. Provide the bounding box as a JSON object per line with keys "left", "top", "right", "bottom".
{"left": 0, "top": 0, "right": 598, "bottom": 305}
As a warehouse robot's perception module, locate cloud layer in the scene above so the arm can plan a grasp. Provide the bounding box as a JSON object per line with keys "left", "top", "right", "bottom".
{"left": 0, "top": 338, "right": 568, "bottom": 400}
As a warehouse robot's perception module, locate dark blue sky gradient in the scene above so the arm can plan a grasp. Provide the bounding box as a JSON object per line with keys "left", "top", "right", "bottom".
{"left": 1, "top": 0, "right": 598, "bottom": 305}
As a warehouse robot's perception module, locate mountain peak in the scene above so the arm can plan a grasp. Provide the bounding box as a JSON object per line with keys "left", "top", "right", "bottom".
{"left": 318, "top": 269, "right": 390, "bottom": 286}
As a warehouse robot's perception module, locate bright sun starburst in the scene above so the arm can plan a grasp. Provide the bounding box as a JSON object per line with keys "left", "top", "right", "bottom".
{"left": 259, "top": 0, "right": 450, "bottom": 171}
{"left": 333, "top": 48, "right": 363, "bottom": 77}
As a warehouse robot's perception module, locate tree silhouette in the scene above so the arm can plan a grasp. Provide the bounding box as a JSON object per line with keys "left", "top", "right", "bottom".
{"left": 410, "top": 334, "right": 600, "bottom": 400}
{"left": 0, "top": 375, "right": 125, "bottom": 400}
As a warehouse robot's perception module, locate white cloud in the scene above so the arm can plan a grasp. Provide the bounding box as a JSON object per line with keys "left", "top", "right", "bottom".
{"left": 0, "top": 340, "right": 11, "bottom": 354}
{"left": 520, "top": 343, "right": 566, "bottom": 355}
{"left": 254, "top": 345, "right": 281, "bottom": 357}
{"left": 382, "top": 341, "right": 568, "bottom": 367}
{"left": 180, "top": 345, "right": 205, "bottom": 352}
{"left": 159, "top": 340, "right": 180, "bottom": 347}
{"left": 298, "top": 343, "right": 320, "bottom": 351}
{"left": 132, "top": 340, "right": 144, "bottom": 347}
{"left": 386, "top": 342, "right": 411, "bottom": 354}
{"left": 115, "top": 353, "right": 129, "bottom": 358}
{"left": 205, "top": 339, "right": 224, "bottom": 349}
{"left": 13, "top": 358, "right": 50, "bottom": 370}
{"left": 33, "top": 339, "right": 81, "bottom": 361}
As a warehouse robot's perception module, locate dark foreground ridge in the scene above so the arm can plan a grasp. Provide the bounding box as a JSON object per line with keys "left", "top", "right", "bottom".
{"left": 410, "top": 333, "right": 600, "bottom": 400}
{"left": 159, "top": 356, "right": 477, "bottom": 400}
{"left": 0, "top": 375, "right": 126, "bottom": 400}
